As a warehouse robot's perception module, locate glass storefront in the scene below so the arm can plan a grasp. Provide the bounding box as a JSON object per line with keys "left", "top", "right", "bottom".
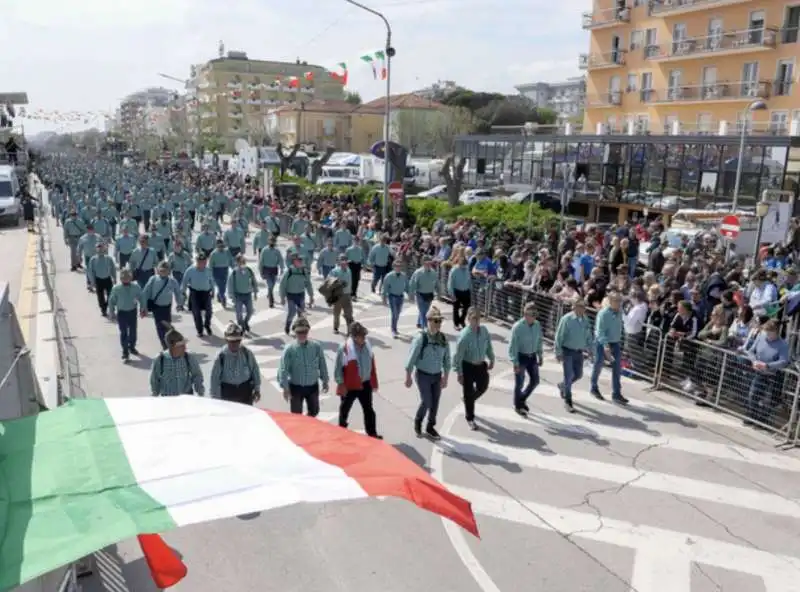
{"left": 454, "top": 134, "right": 800, "bottom": 216}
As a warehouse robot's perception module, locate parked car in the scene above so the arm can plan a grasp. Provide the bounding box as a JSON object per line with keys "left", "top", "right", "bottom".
{"left": 0, "top": 165, "right": 22, "bottom": 226}
{"left": 459, "top": 189, "right": 494, "bottom": 205}
{"left": 414, "top": 184, "right": 448, "bottom": 199}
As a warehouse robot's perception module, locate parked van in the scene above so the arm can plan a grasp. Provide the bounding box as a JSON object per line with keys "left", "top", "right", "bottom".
{"left": 0, "top": 165, "right": 21, "bottom": 226}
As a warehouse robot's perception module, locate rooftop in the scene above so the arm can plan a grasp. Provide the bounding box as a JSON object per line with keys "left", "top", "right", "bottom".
{"left": 0, "top": 93, "right": 29, "bottom": 105}
{"left": 272, "top": 99, "right": 383, "bottom": 115}
{"left": 362, "top": 93, "right": 445, "bottom": 110}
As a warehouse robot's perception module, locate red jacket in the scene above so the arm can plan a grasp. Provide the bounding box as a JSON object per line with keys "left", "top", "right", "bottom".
{"left": 337, "top": 344, "right": 379, "bottom": 395}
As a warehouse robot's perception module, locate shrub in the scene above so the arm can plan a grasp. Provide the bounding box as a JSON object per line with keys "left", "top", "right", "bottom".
{"left": 406, "top": 198, "right": 556, "bottom": 237}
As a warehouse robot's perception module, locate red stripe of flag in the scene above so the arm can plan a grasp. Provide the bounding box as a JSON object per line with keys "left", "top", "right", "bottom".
{"left": 137, "top": 534, "right": 188, "bottom": 589}
{"left": 266, "top": 410, "right": 479, "bottom": 537}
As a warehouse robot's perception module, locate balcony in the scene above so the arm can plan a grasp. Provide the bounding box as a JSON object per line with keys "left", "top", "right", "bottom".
{"left": 783, "top": 26, "right": 799, "bottom": 44}
{"left": 644, "top": 80, "right": 771, "bottom": 105}
{"left": 650, "top": 0, "right": 752, "bottom": 17}
{"left": 586, "top": 91, "right": 623, "bottom": 108}
{"left": 579, "top": 51, "right": 626, "bottom": 70}
{"left": 646, "top": 27, "right": 778, "bottom": 62}
{"left": 773, "top": 79, "right": 793, "bottom": 96}
{"left": 581, "top": 5, "right": 630, "bottom": 29}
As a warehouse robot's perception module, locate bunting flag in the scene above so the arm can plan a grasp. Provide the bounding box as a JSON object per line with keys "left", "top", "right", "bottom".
{"left": 329, "top": 62, "right": 349, "bottom": 86}
{"left": 0, "top": 397, "right": 478, "bottom": 591}
{"left": 303, "top": 71, "right": 314, "bottom": 82}
{"left": 287, "top": 76, "right": 300, "bottom": 89}
{"left": 360, "top": 52, "right": 377, "bottom": 79}
{"left": 374, "top": 50, "right": 388, "bottom": 81}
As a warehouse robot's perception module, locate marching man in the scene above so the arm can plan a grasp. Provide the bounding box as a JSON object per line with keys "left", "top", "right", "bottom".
{"left": 335, "top": 321, "right": 381, "bottom": 439}
{"left": 210, "top": 323, "right": 261, "bottom": 404}
{"left": 277, "top": 317, "right": 329, "bottom": 417}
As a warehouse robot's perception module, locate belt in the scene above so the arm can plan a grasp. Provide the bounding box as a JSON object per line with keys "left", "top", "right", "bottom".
{"left": 462, "top": 360, "right": 487, "bottom": 366}
{"left": 416, "top": 369, "right": 442, "bottom": 377}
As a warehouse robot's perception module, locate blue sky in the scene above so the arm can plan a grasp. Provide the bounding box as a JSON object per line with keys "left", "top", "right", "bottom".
{"left": 1, "top": 0, "right": 588, "bottom": 133}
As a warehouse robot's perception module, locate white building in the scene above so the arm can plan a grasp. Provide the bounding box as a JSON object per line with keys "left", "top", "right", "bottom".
{"left": 412, "top": 80, "right": 458, "bottom": 100}
{"left": 515, "top": 76, "right": 586, "bottom": 121}
{"left": 143, "top": 105, "right": 171, "bottom": 137}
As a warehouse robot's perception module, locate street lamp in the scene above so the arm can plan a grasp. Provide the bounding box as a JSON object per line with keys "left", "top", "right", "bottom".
{"left": 523, "top": 121, "right": 539, "bottom": 232}
{"left": 731, "top": 99, "right": 768, "bottom": 212}
{"left": 343, "top": 0, "right": 394, "bottom": 222}
{"left": 753, "top": 198, "right": 771, "bottom": 260}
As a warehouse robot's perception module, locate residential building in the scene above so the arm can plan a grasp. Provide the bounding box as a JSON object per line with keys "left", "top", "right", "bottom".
{"left": 187, "top": 51, "right": 345, "bottom": 151}
{"left": 266, "top": 100, "right": 384, "bottom": 152}
{"left": 363, "top": 93, "right": 449, "bottom": 156}
{"left": 116, "top": 87, "right": 174, "bottom": 138}
{"left": 581, "top": 0, "right": 800, "bottom": 135}
{"left": 456, "top": 131, "right": 800, "bottom": 224}
{"left": 515, "top": 77, "right": 587, "bottom": 121}
{"left": 412, "top": 80, "right": 458, "bottom": 100}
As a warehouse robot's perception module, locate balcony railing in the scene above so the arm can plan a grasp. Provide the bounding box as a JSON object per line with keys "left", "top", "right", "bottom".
{"left": 647, "top": 27, "right": 778, "bottom": 61}
{"left": 783, "top": 26, "right": 799, "bottom": 44}
{"left": 579, "top": 50, "right": 626, "bottom": 70}
{"left": 581, "top": 5, "right": 630, "bottom": 29}
{"left": 586, "top": 92, "right": 623, "bottom": 108}
{"left": 773, "top": 79, "right": 793, "bottom": 96}
{"left": 645, "top": 80, "right": 772, "bottom": 104}
{"left": 650, "top": 0, "right": 751, "bottom": 16}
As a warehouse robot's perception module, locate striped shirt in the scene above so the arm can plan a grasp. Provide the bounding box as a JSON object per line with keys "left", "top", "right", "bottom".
{"left": 508, "top": 319, "right": 544, "bottom": 364}
{"left": 453, "top": 325, "right": 495, "bottom": 369}
{"left": 210, "top": 345, "right": 261, "bottom": 397}
{"left": 149, "top": 352, "right": 205, "bottom": 396}
{"left": 277, "top": 340, "right": 329, "bottom": 389}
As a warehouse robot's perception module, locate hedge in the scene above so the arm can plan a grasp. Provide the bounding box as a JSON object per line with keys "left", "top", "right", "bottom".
{"left": 406, "top": 198, "right": 557, "bottom": 236}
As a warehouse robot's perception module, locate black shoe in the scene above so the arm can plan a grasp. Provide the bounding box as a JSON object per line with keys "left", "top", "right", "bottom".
{"left": 205, "top": 325, "right": 212, "bottom": 335}
{"left": 100, "top": 310, "right": 107, "bottom": 317}
{"left": 284, "top": 326, "right": 290, "bottom": 336}
{"left": 558, "top": 383, "right": 565, "bottom": 399}
{"left": 129, "top": 347, "right": 140, "bottom": 355}
{"left": 467, "top": 420, "right": 478, "bottom": 431}
{"left": 369, "top": 434, "right": 384, "bottom": 440}
{"left": 121, "top": 353, "right": 129, "bottom": 362}
{"left": 590, "top": 389, "right": 605, "bottom": 401}
{"left": 522, "top": 403, "right": 530, "bottom": 412}
{"left": 197, "top": 332, "right": 203, "bottom": 338}
{"left": 414, "top": 420, "right": 422, "bottom": 438}
{"left": 333, "top": 328, "right": 340, "bottom": 334}
{"left": 612, "top": 395, "right": 629, "bottom": 405}
{"left": 426, "top": 426, "right": 441, "bottom": 440}
{"left": 743, "top": 419, "right": 755, "bottom": 426}
{"left": 565, "top": 401, "right": 575, "bottom": 413}
{"left": 514, "top": 406, "right": 528, "bottom": 417}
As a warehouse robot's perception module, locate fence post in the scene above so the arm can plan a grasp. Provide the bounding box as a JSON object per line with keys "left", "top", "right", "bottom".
{"left": 712, "top": 351, "right": 729, "bottom": 407}
{"left": 652, "top": 332, "right": 667, "bottom": 389}
{"left": 780, "top": 376, "right": 800, "bottom": 449}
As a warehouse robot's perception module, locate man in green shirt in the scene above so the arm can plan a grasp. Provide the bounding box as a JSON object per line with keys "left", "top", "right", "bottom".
{"left": 453, "top": 307, "right": 495, "bottom": 430}
{"left": 508, "top": 302, "right": 544, "bottom": 416}
{"left": 554, "top": 298, "right": 593, "bottom": 413}
{"left": 277, "top": 317, "right": 329, "bottom": 417}
{"left": 328, "top": 255, "right": 354, "bottom": 335}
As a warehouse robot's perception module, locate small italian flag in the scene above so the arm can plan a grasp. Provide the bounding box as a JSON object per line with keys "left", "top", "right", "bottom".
{"left": 329, "top": 62, "right": 349, "bottom": 86}
{"left": 287, "top": 76, "right": 300, "bottom": 88}
{"left": 0, "top": 397, "right": 477, "bottom": 590}
{"left": 230, "top": 89, "right": 242, "bottom": 99}
{"left": 360, "top": 51, "right": 387, "bottom": 80}
{"left": 303, "top": 71, "right": 314, "bottom": 83}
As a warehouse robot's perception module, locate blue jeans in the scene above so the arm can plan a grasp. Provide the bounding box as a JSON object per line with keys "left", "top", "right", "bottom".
{"left": 285, "top": 293, "right": 305, "bottom": 330}
{"left": 561, "top": 348, "right": 584, "bottom": 404}
{"left": 590, "top": 342, "right": 622, "bottom": 398}
{"left": 234, "top": 293, "right": 254, "bottom": 326}
{"left": 172, "top": 270, "right": 184, "bottom": 285}
{"left": 415, "top": 370, "right": 442, "bottom": 428}
{"left": 416, "top": 294, "right": 433, "bottom": 328}
{"left": 372, "top": 265, "right": 388, "bottom": 292}
{"left": 514, "top": 353, "right": 540, "bottom": 407}
{"left": 388, "top": 294, "right": 404, "bottom": 333}
{"left": 321, "top": 265, "right": 334, "bottom": 279}
{"left": 212, "top": 266, "right": 229, "bottom": 301}
{"left": 116, "top": 309, "right": 138, "bottom": 355}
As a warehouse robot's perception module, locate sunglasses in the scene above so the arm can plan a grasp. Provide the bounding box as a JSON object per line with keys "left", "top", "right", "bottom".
{"left": 295, "top": 330, "right": 309, "bottom": 335}
{"left": 429, "top": 318, "right": 442, "bottom": 324}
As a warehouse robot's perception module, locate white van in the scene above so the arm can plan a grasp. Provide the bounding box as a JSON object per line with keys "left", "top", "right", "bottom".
{"left": 0, "top": 165, "right": 21, "bottom": 226}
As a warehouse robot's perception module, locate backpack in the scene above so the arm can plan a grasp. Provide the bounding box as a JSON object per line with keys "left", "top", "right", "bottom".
{"left": 218, "top": 346, "right": 251, "bottom": 373}
{"left": 159, "top": 353, "right": 194, "bottom": 393}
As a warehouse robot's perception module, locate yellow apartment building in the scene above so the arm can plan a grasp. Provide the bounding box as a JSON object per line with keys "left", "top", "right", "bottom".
{"left": 267, "top": 100, "right": 385, "bottom": 153}
{"left": 187, "top": 51, "right": 345, "bottom": 150}
{"left": 581, "top": 0, "right": 800, "bottom": 134}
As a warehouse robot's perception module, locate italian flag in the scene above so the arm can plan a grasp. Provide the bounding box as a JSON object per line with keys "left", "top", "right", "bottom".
{"left": 0, "top": 397, "right": 477, "bottom": 590}
{"left": 360, "top": 52, "right": 377, "bottom": 79}
{"left": 287, "top": 76, "right": 300, "bottom": 89}
{"left": 329, "top": 62, "right": 349, "bottom": 86}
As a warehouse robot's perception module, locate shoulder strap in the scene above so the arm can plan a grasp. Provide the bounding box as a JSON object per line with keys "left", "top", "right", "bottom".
{"left": 152, "top": 277, "right": 170, "bottom": 302}
{"left": 420, "top": 331, "right": 429, "bottom": 353}
{"left": 159, "top": 352, "right": 165, "bottom": 375}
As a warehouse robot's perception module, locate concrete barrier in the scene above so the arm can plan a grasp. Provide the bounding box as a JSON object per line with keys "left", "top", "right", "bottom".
{"left": 34, "top": 222, "right": 59, "bottom": 409}
{"left": 0, "top": 282, "right": 38, "bottom": 420}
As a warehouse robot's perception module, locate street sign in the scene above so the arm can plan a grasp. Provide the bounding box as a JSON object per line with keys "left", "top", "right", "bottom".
{"left": 389, "top": 181, "right": 404, "bottom": 203}
{"left": 720, "top": 214, "right": 740, "bottom": 239}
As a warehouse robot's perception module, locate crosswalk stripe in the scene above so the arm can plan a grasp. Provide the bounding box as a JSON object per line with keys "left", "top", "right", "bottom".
{"left": 442, "top": 435, "right": 800, "bottom": 518}
{"left": 447, "top": 485, "right": 800, "bottom": 588}
{"left": 465, "top": 405, "right": 800, "bottom": 473}
{"left": 490, "top": 377, "right": 742, "bottom": 428}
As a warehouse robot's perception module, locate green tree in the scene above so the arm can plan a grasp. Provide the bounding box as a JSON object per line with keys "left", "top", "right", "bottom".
{"left": 344, "top": 91, "right": 362, "bottom": 105}
{"left": 309, "top": 146, "right": 336, "bottom": 183}
{"left": 275, "top": 142, "right": 300, "bottom": 177}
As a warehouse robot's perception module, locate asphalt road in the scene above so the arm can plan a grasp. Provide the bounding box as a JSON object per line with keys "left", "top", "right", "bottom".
{"left": 40, "top": 206, "right": 800, "bottom": 592}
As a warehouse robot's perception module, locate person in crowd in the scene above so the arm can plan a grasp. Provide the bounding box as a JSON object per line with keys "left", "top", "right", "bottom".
{"left": 181, "top": 252, "right": 215, "bottom": 337}
{"left": 227, "top": 254, "right": 258, "bottom": 332}
{"left": 149, "top": 324, "right": 205, "bottom": 396}
{"left": 508, "top": 302, "right": 544, "bottom": 416}
{"left": 590, "top": 292, "right": 628, "bottom": 405}
{"left": 277, "top": 317, "right": 329, "bottom": 417}
{"left": 107, "top": 268, "right": 145, "bottom": 362}
{"left": 129, "top": 234, "right": 159, "bottom": 289}
{"left": 209, "top": 239, "right": 234, "bottom": 306}
{"left": 87, "top": 242, "right": 116, "bottom": 317}
{"left": 409, "top": 256, "right": 439, "bottom": 330}
{"left": 167, "top": 240, "right": 191, "bottom": 289}
{"left": 77, "top": 224, "right": 101, "bottom": 289}
{"left": 114, "top": 223, "right": 137, "bottom": 269}
{"left": 328, "top": 254, "right": 354, "bottom": 335}
{"left": 334, "top": 321, "right": 381, "bottom": 439}
{"left": 345, "top": 235, "right": 365, "bottom": 300}
{"left": 258, "top": 235, "right": 284, "bottom": 308}
{"left": 404, "top": 306, "right": 451, "bottom": 440}
{"left": 743, "top": 319, "right": 789, "bottom": 426}
{"left": 447, "top": 254, "right": 472, "bottom": 330}
{"left": 453, "top": 307, "right": 495, "bottom": 430}
{"left": 142, "top": 260, "right": 184, "bottom": 349}
{"left": 279, "top": 252, "right": 315, "bottom": 335}
{"left": 369, "top": 235, "right": 393, "bottom": 294}
{"left": 382, "top": 259, "right": 409, "bottom": 338}
{"left": 317, "top": 238, "right": 337, "bottom": 279}
{"left": 210, "top": 322, "right": 261, "bottom": 404}
{"left": 554, "top": 298, "right": 593, "bottom": 413}
{"left": 62, "top": 209, "right": 86, "bottom": 271}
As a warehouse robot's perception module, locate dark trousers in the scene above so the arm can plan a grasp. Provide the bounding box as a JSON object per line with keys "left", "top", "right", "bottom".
{"left": 151, "top": 304, "right": 172, "bottom": 349}
{"left": 415, "top": 370, "right": 442, "bottom": 428}
{"left": 462, "top": 362, "right": 490, "bottom": 421}
{"left": 116, "top": 309, "right": 137, "bottom": 355}
{"left": 371, "top": 265, "right": 388, "bottom": 292}
{"left": 136, "top": 268, "right": 154, "bottom": 290}
{"left": 339, "top": 381, "right": 378, "bottom": 436}
{"left": 514, "top": 353, "right": 540, "bottom": 407}
{"left": 290, "top": 383, "right": 320, "bottom": 417}
{"left": 119, "top": 252, "right": 131, "bottom": 268}
{"left": 221, "top": 380, "right": 254, "bottom": 405}
{"left": 189, "top": 289, "right": 212, "bottom": 333}
{"left": 189, "top": 211, "right": 196, "bottom": 228}
{"left": 143, "top": 210, "right": 151, "bottom": 230}
{"left": 453, "top": 289, "right": 471, "bottom": 327}
{"left": 348, "top": 262, "right": 362, "bottom": 296}
{"left": 212, "top": 266, "right": 229, "bottom": 301}
{"left": 95, "top": 277, "right": 113, "bottom": 314}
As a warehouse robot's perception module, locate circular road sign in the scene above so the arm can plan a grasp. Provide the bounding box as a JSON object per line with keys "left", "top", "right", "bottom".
{"left": 389, "top": 181, "right": 404, "bottom": 203}
{"left": 720, "top": 214, "right": 740, "bottom": 239}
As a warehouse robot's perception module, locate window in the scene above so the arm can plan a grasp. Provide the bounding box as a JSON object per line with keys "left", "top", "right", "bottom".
{"left": 644, "top": 28, "right": 658, "bottom": 57}
{"left": 784, "top": 5, "right": 800, "bottom": 43}
{"left": 630, "top": 30, "right": 644, "bottom": 50}
{"left": 770, "top": 111, "right": 789, "bottom": 133}
{"left": 775, "top": 59, "right": 794, "bottom": 95}
{"left": 664, "top": 115, "right": 679, "bottom": 135}
{"left": 627, "top": 73, "right": 637, "bottom": 92}
{"left": 697, "top": 113, "right": 713, "bottom": 133}
{"left": 635, "top": 114, "right": 649, "bottom": 133}
{"left": 640, "top": 72, "right": 653, "bottom": 102}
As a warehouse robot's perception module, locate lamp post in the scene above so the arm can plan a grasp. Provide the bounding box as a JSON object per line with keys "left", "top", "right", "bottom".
{"left": 343, "top": 0, "right": 394, "bottom": 222}
{"left": 523, "top": 121, "right": 539, "bottom": 233}
{"left": 731, "top": 99, "right": 768, "bottom": 212}
{"left": 753, "top": 199, "right": 771, "bottom": 261}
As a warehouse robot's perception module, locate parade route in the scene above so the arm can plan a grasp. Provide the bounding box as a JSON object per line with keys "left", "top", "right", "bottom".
{"left": 39, "top": 212, "right": 800, "bottom": 592}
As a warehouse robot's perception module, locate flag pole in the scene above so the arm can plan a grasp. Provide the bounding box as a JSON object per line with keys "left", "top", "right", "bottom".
{"left": 343, "top": 0, "right": 393, "bottom": 222}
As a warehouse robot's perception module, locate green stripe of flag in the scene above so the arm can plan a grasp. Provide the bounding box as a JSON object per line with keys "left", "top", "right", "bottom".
{"left": 0, "top": 399, "right": 175, "bottom": 590}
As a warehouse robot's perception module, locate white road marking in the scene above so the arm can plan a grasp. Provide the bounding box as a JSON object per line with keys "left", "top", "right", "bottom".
{"left": 451, "top": 484, "right": 800, "bottom": 589}
{"left": 630, "top": 544, "right": 692, "bottom": 592}
{"left": 469, "top": 405, "right": 800, "bottom": 473}
{"left": 490, "top": 378, "right": 743, "bottom": 428}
